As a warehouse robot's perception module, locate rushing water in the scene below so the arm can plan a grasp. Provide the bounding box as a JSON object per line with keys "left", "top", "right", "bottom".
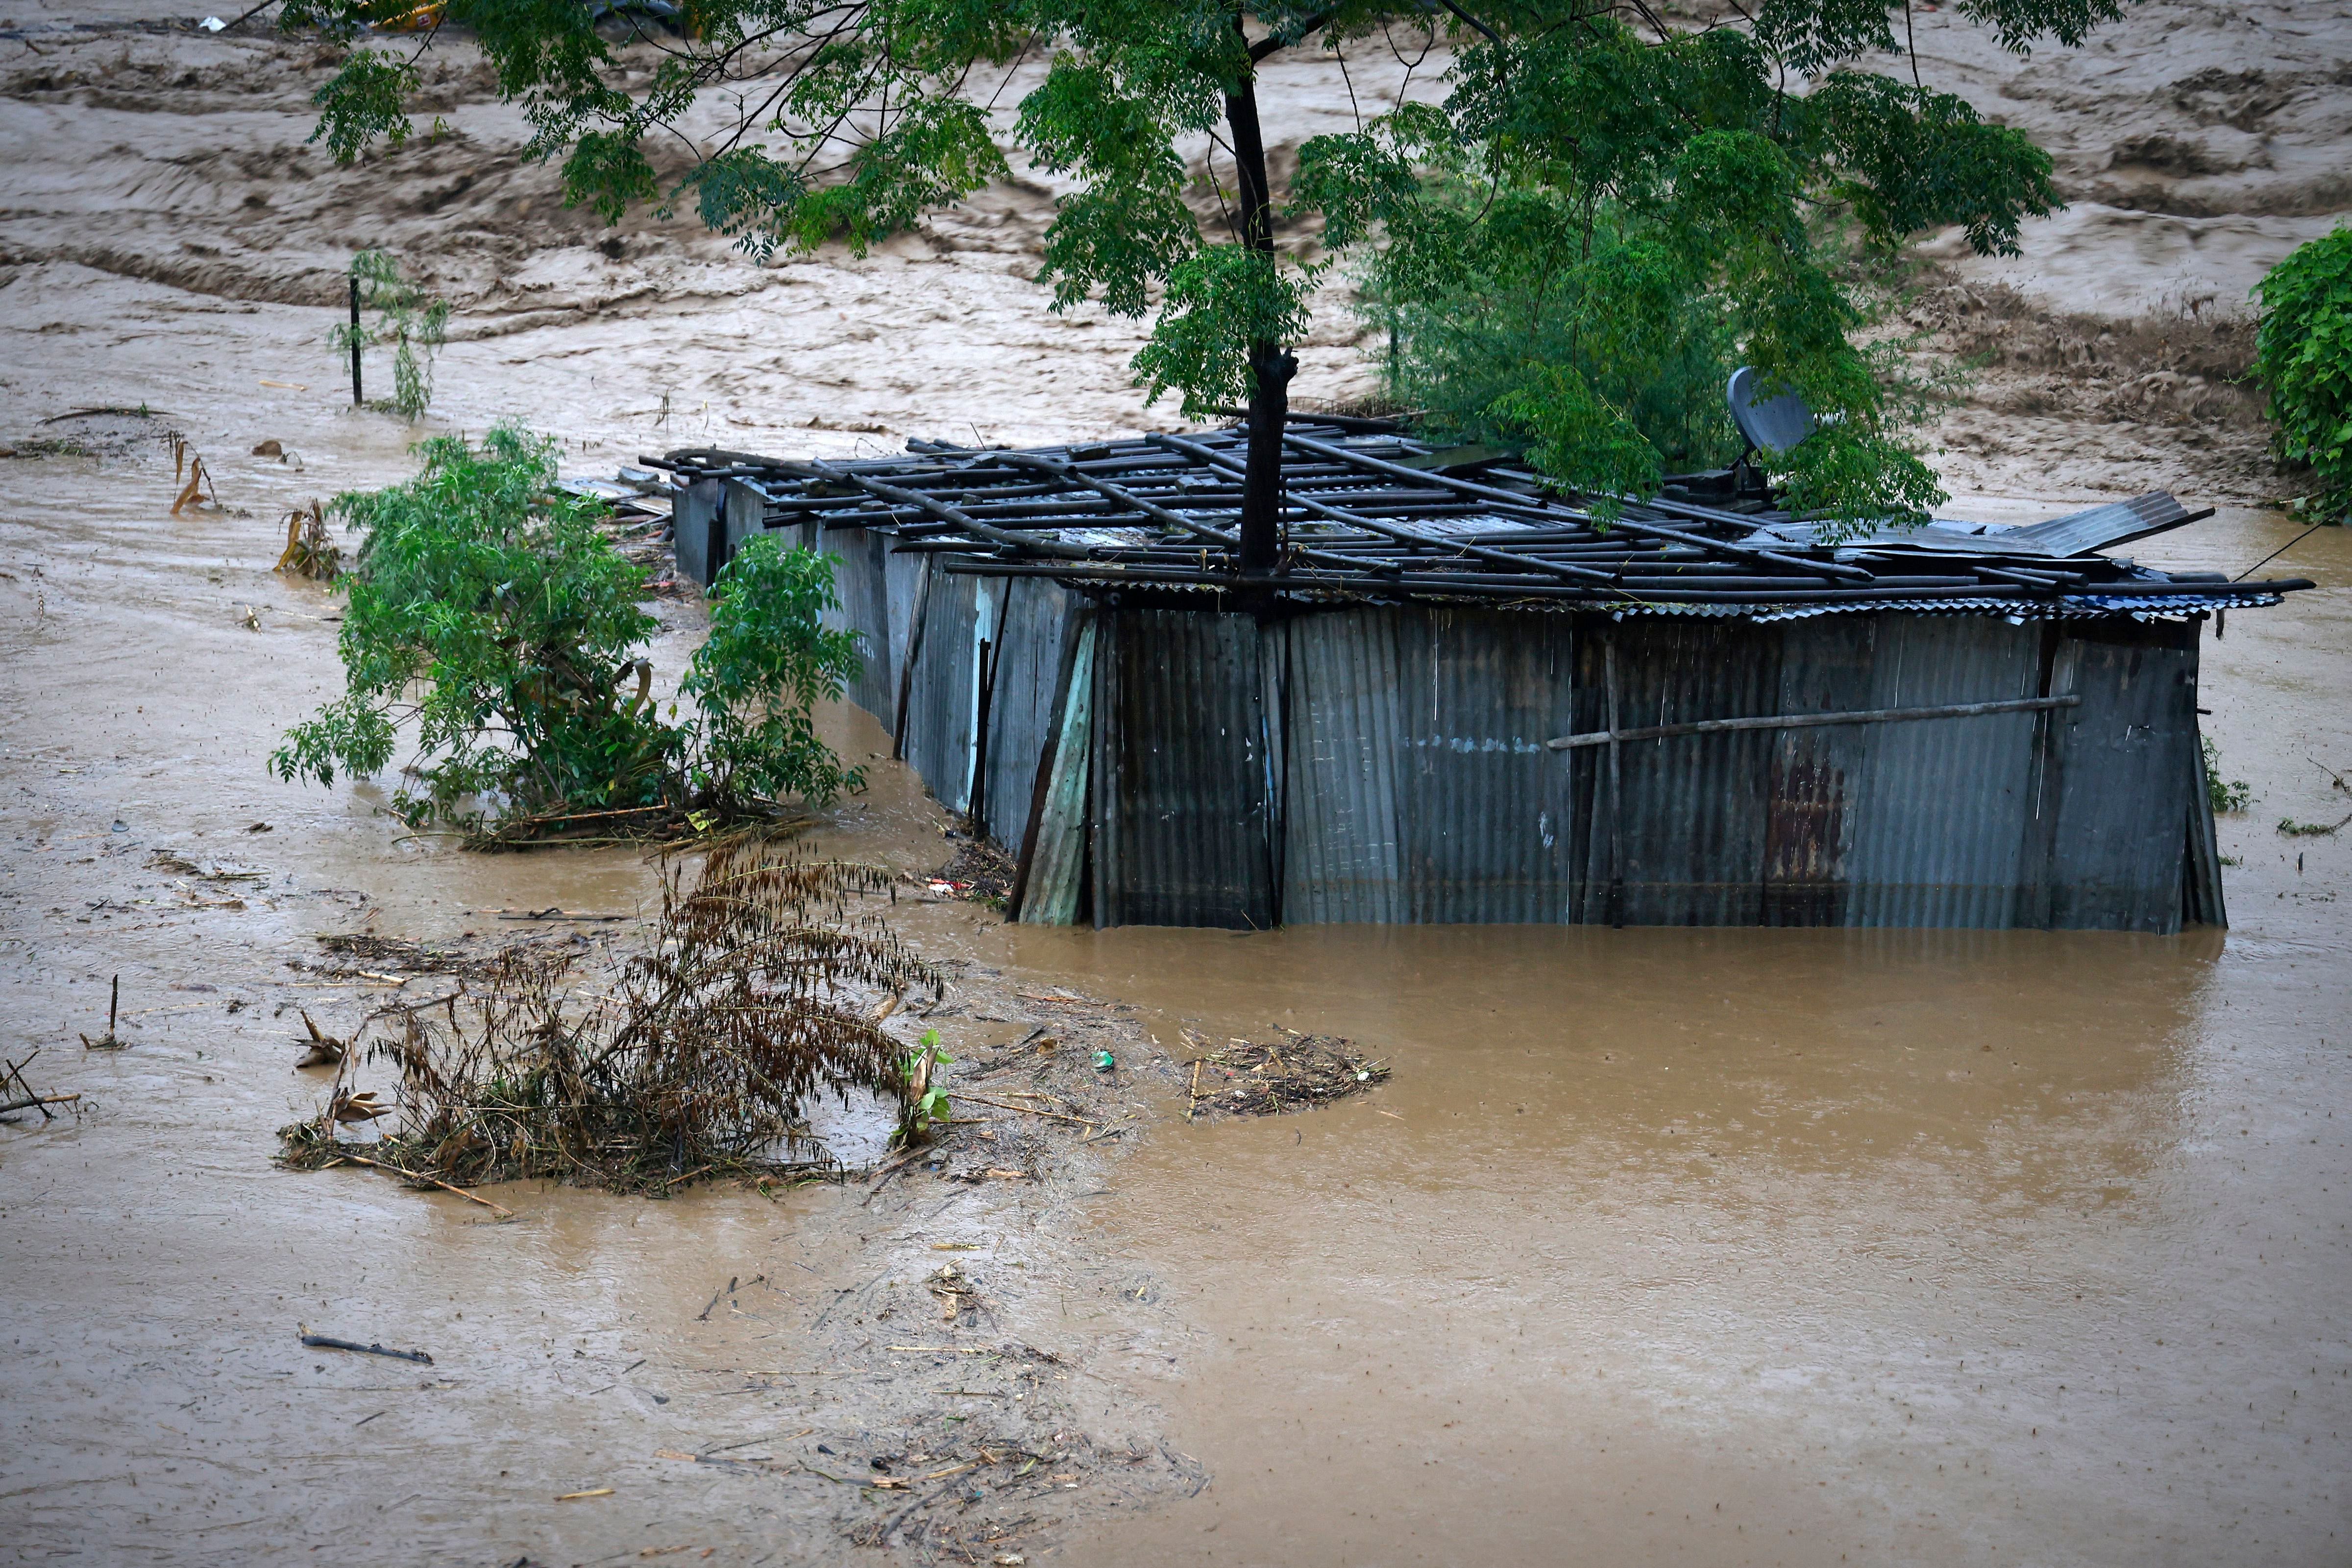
{"left": 0, "top": 290, "right": 2346, "bottom": 1564}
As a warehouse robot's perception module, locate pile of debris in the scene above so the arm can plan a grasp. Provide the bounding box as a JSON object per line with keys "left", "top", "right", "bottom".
{"left": 1180, "top": 1027, "right": 1389, "bottom": 1119}
{"left": 921, "top": 823, "right": 1017, "bottom": 906}
{"left": 278, "top": 837, "right": 941, "bottom": 1195}
{"left": 558, "top": 466, "right": 685, "bottom": 597}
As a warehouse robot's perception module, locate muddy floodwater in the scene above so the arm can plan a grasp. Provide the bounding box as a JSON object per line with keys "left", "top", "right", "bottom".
{"left": 3, "top": 422, "right": 2347, "bottom": 1565}
{"left": 4, "top": 5, "right": 2352, "bottom": 1555}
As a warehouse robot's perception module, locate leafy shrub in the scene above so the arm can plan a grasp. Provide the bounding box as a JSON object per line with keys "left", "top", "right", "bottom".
{"left": 1354, "top": 168, "right": 1949, "bottom": 531}
{"left": 2203, "top": 733, "right": 2250, "bottom": 815}
{"left": 1362, "top": 193, "right": 1746, "bottom": 480}
{"left": 271, "top": 426, "right": 863, "bottom": 838}
{"left": 2253, "top": 226, "right": 2352, "bottom": 523}
{"left": 682, "top": 533, "right": 865, "bottom": 809}
{"left": 333, "top": 249, "right": 449, "bottom": 421}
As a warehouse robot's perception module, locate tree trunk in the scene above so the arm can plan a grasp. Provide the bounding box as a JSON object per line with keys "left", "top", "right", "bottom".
{"left": 1223, "top": 31, "right": 1292, "bottom": 576}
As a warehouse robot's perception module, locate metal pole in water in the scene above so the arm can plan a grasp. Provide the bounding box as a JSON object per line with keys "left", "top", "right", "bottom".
{"left": 348, "top": 274, "right": 362, "bottom": 408}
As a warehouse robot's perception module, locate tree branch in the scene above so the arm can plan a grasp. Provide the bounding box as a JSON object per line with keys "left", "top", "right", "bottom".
{"left": 1249, "top": 7, "right": 1340, "bottom": 62}
{"left": 1436, "top": 0, "right": 1502, "bottom": 45}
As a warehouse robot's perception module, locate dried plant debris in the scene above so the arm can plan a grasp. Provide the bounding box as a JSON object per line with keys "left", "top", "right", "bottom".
{"left": 1, "top": 1048, "right": 81, "bottom": 1123}
{"left": 842, "top": 1422, "right": 1205, "bottom": 1556}
{"left": 297, "top": 932, "right": 548, "bottom": 981}
{"left": 1180, "top": 1028, "right": 1390, "bottom": 1118}
{"left": 278, "top": 837, "right": 943, "bottom": 1194}
{"left": 149, "top": 850, "right": 268, "bottom": 882}
{"left": 275, "top": 499, "right": 342, "bottom": 579}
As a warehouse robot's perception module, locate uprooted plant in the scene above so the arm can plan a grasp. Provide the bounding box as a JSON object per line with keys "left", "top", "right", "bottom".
{"left": 269, "top": 425, "right": 864, "bottom": 843}
{"left": 278, "top": 837, "right": 944, "bottom": 1194}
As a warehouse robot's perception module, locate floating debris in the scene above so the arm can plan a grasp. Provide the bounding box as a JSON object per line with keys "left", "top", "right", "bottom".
{"left": 1180, "top": 1028, "right": 1389, "bottom": 1119}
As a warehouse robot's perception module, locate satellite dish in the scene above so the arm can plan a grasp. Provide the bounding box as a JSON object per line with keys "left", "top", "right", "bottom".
{"left": 1726, "top": 366, "right": 1817, "bottom": 457}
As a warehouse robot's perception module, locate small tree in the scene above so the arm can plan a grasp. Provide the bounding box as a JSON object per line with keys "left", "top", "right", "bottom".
{"left": 270, "top": 426, "right": 864, "bottom": 837}
{"left": 2254, "top": 225, "right": 2352, "bottom": 525}
{"left": 289, "top": 0, "right": 2119, "bottom": 533}
{"left": 333, "top": 249, "right": 450, "bottom": 421}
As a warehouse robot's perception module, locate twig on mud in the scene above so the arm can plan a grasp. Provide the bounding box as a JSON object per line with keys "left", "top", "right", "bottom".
{"left": 1, "top": 1051, "right": 72, "bottom": 1122}
{"left": 320, "top": 1153, "right": 514, "bottom": 1218}
{"left": 955, "top": 1093, "right": 1093, "bottom": 1126}
{"left": 298, "top": 1328, "right": 434, "bottom": 1364}
{"left": 0, "top": 1092, "right": 78, "bottom": 1117}
{"left": 80, "top": 975, "right": 124, "bottom": 1050}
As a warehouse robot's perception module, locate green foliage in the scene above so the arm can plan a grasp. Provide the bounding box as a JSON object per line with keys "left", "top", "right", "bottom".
{"left": 2203, "top": 733, "right": 2251, "bottom": 815}
{"left": 284, "top": 0, "right": 2121, "bottom": 528}
{"left": 303, "top": 47, "right": 419, "bottom": 161}
{"left": 1131, "top": 246, "right": 1317, "bottom": 416}
{"left": 898, "top": 1029, "right": 954, "bottom": 1144}
{"left": 331, "top": 250, "right": 450, "bottom": 421}
{"left": 1362, "top": 188, "right": 1748, "bottom": 491}
{"left": 682, "top": 532, "right": 866, "bottom": 808}
{"left": 2253, "top": 225, "right": 2352, "bottom": 524}
{"left": 270, "top": 427, "right": 862, "bottom": 836}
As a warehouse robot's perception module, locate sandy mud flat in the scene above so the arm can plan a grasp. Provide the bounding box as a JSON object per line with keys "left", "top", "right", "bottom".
{"left": 3, "top": 2, "right": 2352, "bottom": 1563}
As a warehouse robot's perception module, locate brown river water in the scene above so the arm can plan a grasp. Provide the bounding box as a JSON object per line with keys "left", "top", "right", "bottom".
{"left": 2, "top": 33, "right": 2350, "bottom": 1554}
{"left": 2, "top": 389, "right": 2347, "bottom": 1568}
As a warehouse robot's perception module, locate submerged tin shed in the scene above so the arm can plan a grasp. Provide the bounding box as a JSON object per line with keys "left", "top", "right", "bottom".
{"left": 653, "top": 422, "right": 2306, "bottom": 935}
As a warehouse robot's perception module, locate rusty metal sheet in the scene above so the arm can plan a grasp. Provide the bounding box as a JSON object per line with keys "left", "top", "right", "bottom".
{"left": 1762, "top": 617, "right": 1875, "bottom": 925}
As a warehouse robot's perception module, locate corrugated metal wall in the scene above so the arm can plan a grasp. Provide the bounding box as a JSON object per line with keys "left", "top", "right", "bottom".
{"left": 1395, "top": 608, "right": 1583, "bottom": 923}
{"left": 1581, "top": 619, "right": 1779, "bottom": 926}
{"left": 900, "top": 569, "right": 982, "bottom": 816}
{"left": 1762, "top": 617, "right": 1876, "bottom": 926}
{"left": 825, "top": 575, "right": 2210, "bottom": 934}
{"left": 2043, "top": 620, "right": 2201, "bottom": 933}
{"left": 1840, "top": 616, "right": 2043, "bottom": 929}
{"left": 1092, "top": 607, "right": 1274, "bottom": 930}
{"left": 978, "top": 579, "right": 1078, "bottom": 851}
{"left": 819, "top": 525, "right": 901, "bottom": 728}
{"left": 1018, "top": 618, "right": 1097, "bottom": 926}
{"left": 1280, "top": 609, "right": 1406, "bottom": 923}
